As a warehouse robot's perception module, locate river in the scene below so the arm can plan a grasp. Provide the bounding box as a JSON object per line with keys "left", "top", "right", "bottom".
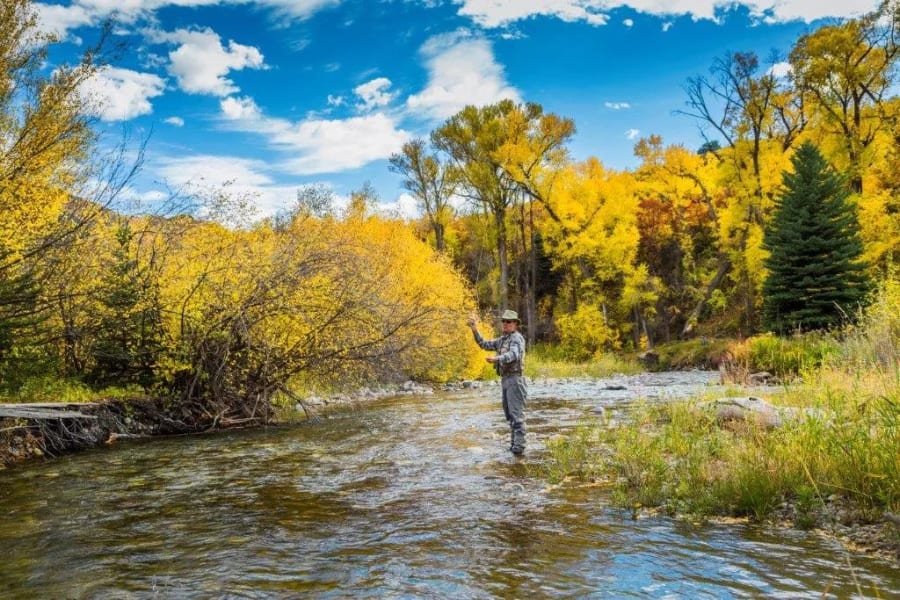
{"left": 1, "top": 371, "right": 897, "bottom": 598}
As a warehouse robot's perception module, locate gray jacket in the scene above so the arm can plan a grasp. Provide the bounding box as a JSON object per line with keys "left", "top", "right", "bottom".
{"left": 473, "top": 330, "right": 525, "bottom": 377}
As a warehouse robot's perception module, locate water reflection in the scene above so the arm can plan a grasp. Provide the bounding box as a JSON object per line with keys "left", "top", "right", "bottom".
{"left": 0, "top": 372, "right": 897, "bottom": 598}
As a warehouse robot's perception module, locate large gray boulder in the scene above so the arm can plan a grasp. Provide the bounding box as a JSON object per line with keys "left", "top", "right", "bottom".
{"left": 700, "top": 396, "right": 826, "bottom": 430}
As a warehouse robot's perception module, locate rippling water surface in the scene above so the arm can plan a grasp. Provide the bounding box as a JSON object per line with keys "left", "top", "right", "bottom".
{"left": 1, "top": 372, "right": 897, "bottom": 598}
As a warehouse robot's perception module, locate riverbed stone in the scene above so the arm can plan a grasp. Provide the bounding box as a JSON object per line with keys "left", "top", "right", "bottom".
{"left": 701, "top": 397, "right": 783, "bottom": 429}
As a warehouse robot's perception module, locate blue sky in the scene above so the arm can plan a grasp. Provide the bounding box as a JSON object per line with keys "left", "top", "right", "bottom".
{"left": 36, "top": 0, "right": 881, "bottom": 218}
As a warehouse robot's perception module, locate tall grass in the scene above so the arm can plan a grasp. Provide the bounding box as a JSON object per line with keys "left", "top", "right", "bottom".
{"left": 525, "top": 343, "right": 641, "bottom": 379}
{"left": 547, "top": 368, "right": 899, "bottom": 520}
{"left": 0, "top": 376, "right": 144, "bottom": 404}
{"left": 545, "top": 277, "right": 900, "bottom": 521}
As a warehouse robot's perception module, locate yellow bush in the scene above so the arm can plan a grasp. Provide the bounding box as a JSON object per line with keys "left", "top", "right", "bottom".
{"left": 556, "top": 303, "right": 620, "bottom": 360}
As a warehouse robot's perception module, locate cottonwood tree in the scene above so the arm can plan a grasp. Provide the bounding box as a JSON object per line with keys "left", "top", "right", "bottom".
{"left": 680, "top": 51, "right": 802, "bottom": 334}
{"left": 433, "top": 100, "right": 574, "bottom": 325}
{"left": 790, "top": 3, "right": 900, "bottom": 194}
{"left": 0, "top": 0, "right": 142, "bottom": 381}
{"left": 389, "top": 139, "right": 457, "bottom": 252}
{"left": 632, "top": 136, "right": 722, "bottom": 343}
{"left": 432, "top": 101, "right": 523, "bottom": 312}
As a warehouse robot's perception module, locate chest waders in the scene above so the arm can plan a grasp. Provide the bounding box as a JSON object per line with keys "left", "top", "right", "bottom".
{"left": 497, "top": 335, "right": 526, "bottom": 455}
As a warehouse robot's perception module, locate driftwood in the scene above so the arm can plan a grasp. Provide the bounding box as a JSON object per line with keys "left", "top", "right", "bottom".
{"left": 0, "top": 403, "right": 98, "bottom": 420}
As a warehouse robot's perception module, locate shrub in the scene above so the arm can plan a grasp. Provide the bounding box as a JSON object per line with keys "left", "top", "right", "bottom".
{"left": 555, "top": 304, "right": 620, "bottom": 361}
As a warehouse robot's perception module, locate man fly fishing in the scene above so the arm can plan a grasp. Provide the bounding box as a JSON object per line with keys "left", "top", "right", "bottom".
{"left": 467, "top": 310, "right": 527, "bottom": 455}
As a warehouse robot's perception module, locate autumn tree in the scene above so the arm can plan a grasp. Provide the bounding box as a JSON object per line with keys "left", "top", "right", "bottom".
{"left": 494, "top": 103, "right": 576, "bottom": 337}
{"left": 762, "top": 142, "right": 870, "bottom": 331}
{"left": 790, "top": 3, "right": 900, "bottom": 194}
{"left": 680, "top": 50, "right": 799, "bottom": 333}
{"left": 431, "top": 101, "right": 522, "bottom": 312}
{"left": 0, "top": 1, "right": 143, "bottom": 386}
{"left": 0, "top": 0, "right": 109, "bottom": 266}
{"left": 389, "top": 139, "right": 457, "bottom": 252}
{"left": 632, "top": 137, "right": 722, "bottom": 342}
{"left": 535, "top": 158, "right": 641, "bottom": 349}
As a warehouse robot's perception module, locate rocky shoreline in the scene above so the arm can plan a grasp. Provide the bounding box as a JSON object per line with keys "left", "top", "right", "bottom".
{"left": 770, "top": 495, "right": 900, "bottom": 564}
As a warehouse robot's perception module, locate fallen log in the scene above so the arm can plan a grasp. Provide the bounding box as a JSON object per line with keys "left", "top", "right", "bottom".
{"left": 0, "top": 404, "right": 98, "bottom": 420}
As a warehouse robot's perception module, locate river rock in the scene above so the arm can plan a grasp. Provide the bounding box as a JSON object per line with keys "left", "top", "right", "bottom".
{"left": 638, "top": 350, "right": 659, "bottom": 368}
{"left": 702, "top": 397, "right": 784, "bottom": 429}
{"left": 748, "top": 371, "right": 777, "bottom": 385}
{"left": 399, "top": 380, "right": 434, "bottom": 395}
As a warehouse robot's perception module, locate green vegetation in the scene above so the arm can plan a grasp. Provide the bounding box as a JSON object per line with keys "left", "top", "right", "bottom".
{"left": 0, "top": 377, "right": 145, "bottom": 404}
{"left": 762, "top": 142, "right": 870, "bottom": 332}
{"left": 525, "top": 343, "right": 641, "bottom": 379}
{"left": 546, "top": 368, "right": 899, "bottom": 519}
{"left": 731, "top": 333, "right": 843, "bottom": 379}
{"left": 544, "top": 277, "right": 900, "bottom": 524}
{"left": 639, "top": 338, "right": 733, "bottom": 371}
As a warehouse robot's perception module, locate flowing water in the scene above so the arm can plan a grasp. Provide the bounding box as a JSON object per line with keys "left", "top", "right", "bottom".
{"left": 1, "top": 372, "right": 898, "bottom": 598}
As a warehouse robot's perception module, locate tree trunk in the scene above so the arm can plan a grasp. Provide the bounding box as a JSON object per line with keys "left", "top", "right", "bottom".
{"left": 528, "top": 199, "right": 537, "bottom": 346}
{"left": 683, "top": 255, "right": 731, "bottom": 337}
{"left": 495, "top": 209, "right": 509, "bottom": 310}
{"left": 633, "top": 306, "right": 641, "bottom": 348}
{"left": 434, "top": 222, "right": 445, "bottom": 253}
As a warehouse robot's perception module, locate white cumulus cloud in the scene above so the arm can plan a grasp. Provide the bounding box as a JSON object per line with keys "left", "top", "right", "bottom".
{"left": 153, "top": 153, "right": 301, "bottom": 217}
{"left": 157, "top": 154, "right": 274, "bottom": 187}
{"left": 274, "top": 113, "right": 411, "bottom": 175}
{"left": 151, "top": 27, "right": 265, "bottom": 96}
{"left": 449, "top": 0, "right": 881, "bottom": 27}
{"left": 768, "top": 61, "right": 793, "bottom": 78}
{"left": 605, "top": 102, "right": 631, "bottom": 109}
{"left": 455, "top": 0, "right": 608, "bottom": 27}
{"left": 78, "top": 66, "right": 167, "bottom": 121}
{"left": 626, "top": 128, "right": 641, "bottom": 139}
{"left": 406, "top": 29, "right": 521, "bottom": 120}
{"left": 164, "top": 116, "right": 185, "bottom": 126}
{"left": 354, "top": 77, "right": 396, "bottom": 111}
{"left": 35, "top": 1, "right": 341, "bottom": 39}
{"left": 221, "top": 96, "right": 262, "bottom": 120}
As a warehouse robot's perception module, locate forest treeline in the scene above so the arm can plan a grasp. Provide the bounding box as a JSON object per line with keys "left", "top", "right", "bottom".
{"left": 2, "top": 0, "right": 900, "bottom": 417}
{"left": 397, "top": 1, "right": 900, "bottom": 357}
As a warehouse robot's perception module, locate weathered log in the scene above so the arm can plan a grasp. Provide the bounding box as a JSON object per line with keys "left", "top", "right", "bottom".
{"left": 0, "top": 404, "right": 97, "bottom": 420}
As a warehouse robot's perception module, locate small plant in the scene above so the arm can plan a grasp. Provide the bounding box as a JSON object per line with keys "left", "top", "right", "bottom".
{"left": 544, "top": 423, "right": 604, "bottom": 484}
{"left": 795, "top": 485, "right": 822, "bottom": 530}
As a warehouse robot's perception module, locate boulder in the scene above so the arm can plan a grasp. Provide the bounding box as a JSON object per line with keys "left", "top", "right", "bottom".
{"left": 748, "top": 371, "right": 776, "bottom": 385}
{"left": 701, "top": 396, "right": 783, "bottom": 429}
{"left": 638, "top": 350, "right": 659, "bottom": 368}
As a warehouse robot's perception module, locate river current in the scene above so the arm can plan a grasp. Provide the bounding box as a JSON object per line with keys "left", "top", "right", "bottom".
{"left": 1, "top": 371, "right": 897, "bottom": 598}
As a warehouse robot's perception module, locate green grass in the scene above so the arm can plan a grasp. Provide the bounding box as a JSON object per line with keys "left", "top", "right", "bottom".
{"left": 0, "top": 376, "right": 145, "bottom": 404}
{"left": 543, "top": 366, "right": 900, "bottom": 521}
{"left": 525, "top": 343, "right": 642, "bottom": 379}
{"left": 646, "top": 338, "right": 734, "bottom": 371}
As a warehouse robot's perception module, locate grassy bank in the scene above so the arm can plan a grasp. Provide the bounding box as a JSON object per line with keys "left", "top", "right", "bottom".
{"left": 524, "top": 344, "right": 642, "bottom": 379}
{"left": 545, "top": 278, "right": 900, "bottom": 560}
{"left": 545, "top": 366, "right": 899, "bottom": 522}
{"left": 0, "top": 377, "right": 142, "bottom": 405}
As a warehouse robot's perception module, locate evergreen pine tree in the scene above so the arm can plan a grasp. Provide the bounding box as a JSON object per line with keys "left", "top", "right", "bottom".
{"left": 762, "top": 142, "right": 870, "bottom": 332}
{"left": 91, "top": 223, "right": 164, "bottom": 388}
{"left": 0, "top": 246, "right": 42, "bottom": 383}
